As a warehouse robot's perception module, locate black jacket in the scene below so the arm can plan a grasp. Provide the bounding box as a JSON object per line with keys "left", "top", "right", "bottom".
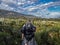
{"left": 21, "top": 23, "right": 36, "bottom": 41}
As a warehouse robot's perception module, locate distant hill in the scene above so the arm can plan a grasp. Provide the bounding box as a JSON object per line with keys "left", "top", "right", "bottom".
{"left": 0, "top": 9, "right": 36, "bottom": 18}
{"left": 0, "top": 9, "right": 60, "bottom": 21}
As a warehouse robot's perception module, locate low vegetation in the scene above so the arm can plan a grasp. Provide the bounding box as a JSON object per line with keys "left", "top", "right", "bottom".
{"left": 0, "top": 17, "right": 60, "bottom": 45}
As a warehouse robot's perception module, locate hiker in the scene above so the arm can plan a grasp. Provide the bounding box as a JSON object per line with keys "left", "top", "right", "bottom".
{"left": 21, "top": 20, "right": 36, "bottom": 45}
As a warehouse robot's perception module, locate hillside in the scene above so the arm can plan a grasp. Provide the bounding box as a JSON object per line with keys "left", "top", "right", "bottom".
{"left": 0, "top": 9, "right": 60, "bottom": 21}
{"left": 0, "top": 9, "right": 36, "bottom": 18}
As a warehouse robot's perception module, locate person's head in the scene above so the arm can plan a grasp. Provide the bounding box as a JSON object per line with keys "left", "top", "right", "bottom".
{"left": 28, "top": 19, "right": 31, "bottom": 22}
{"left": 26, "top": 19, "right": 32, "bottom": 24}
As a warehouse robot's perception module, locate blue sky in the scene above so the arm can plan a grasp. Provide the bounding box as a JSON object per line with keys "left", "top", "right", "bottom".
{"left": 0, "top": 0, "right": 60, "bottom": 18}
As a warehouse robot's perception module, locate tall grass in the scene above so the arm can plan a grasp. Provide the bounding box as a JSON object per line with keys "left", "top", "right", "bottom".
{"left": 0, "top": 18, "right": 60, "bottom": 45}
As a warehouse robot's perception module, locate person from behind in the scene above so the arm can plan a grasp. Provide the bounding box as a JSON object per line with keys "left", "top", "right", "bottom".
{"left": 21, "top": 19, "right": 36, "bottom": 45}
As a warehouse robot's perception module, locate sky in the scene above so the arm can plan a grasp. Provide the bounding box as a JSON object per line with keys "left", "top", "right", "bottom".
{"left": 0, "top": 0, "right": 60, "bottom": 18}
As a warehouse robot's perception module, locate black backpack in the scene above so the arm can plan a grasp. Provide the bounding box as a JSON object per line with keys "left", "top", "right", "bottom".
{"left": 24, "top": 23, "right": 35, "bottom": 41}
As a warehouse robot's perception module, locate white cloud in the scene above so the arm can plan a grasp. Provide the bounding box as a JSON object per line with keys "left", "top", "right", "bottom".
{"left": 0, "top": 3, "right": 8, "bottom": 7}
{"left": 43, "top": 1, "right": 60, "bottom": 8}
{"left": 24, "top": 2, "right": 54, "bottom": 12}
{"left": 24, "top": 1, "right": 60, "bottom": 11}
{"left": 22, "top": 1, "right": 60, "bottom": 18}
{"left": 49, "top": 12, "right": 60, "bottom": 18}
{"left": 33, "top": 12, "right": 60, "bottom": 18}
{"left": 17, "top": 2, "right": 25, "bottom": 5}
{"left": 0, "top": 0, "right": 60, "bottom": 18}
{"left": 44, "top": 2, "right": 53, "bottom": 6}
{"left": 0, "top": 2, "right": 14, "bottom": 11}
{"left": 1, "top": 0, "right": 17, "bottom": 4}
{"left": 17, "top": 0, "right": 35, "bottom": 6}
{"left": 27, "top": 1, "right": 34, "bottom": 4}
{"left": 27, "top": 7, "right": 36, "bottom": 11}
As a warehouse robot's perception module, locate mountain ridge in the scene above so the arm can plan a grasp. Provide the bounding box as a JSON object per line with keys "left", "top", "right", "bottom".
{"left": 0, "top": 9, "right": 60, "bottom": 20}
{"left": 0, "top": 9, "right": 36, "bottom": 18}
